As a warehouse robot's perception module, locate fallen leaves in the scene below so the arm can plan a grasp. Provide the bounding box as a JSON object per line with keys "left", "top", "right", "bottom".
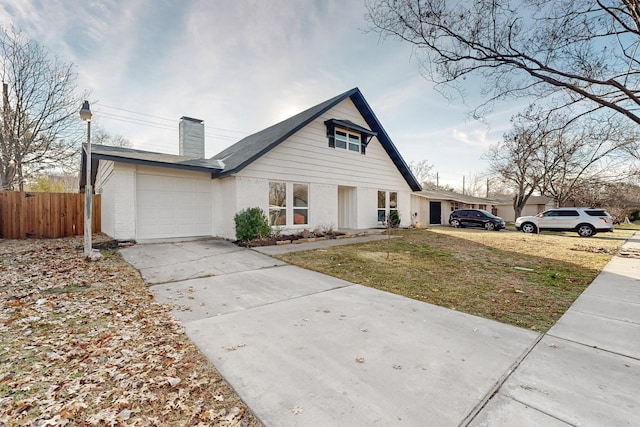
{"left": 0, "top": 235, "right": 261, "bottom": 426}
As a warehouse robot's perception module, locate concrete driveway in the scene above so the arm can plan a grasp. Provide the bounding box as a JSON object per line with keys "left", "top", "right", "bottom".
{"left": 121, "top": 235, "right": 640, "bottom": 426}
{"left": 121, "top": 238, "right": 539, "bottom": 426}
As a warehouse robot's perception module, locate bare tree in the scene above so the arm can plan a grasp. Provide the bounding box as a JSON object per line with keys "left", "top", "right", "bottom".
{"left": 486, "top": 109, "right": 549, "bottom": 218}
{"left": 92, "top": 125, "right": 131, "bottom": 148}
{"left": 464, "top": 172, "right": 490, "bottom": 197}
{"left": 488, "top": 106, "right": 634, "bottom": 216}
{"left": 0, "top": 25, "right": 86, "bottom": 191}
{"left": 408, "top": 159, "right": 434, "bottom": 187}
{"left": 536, "top": 114, "right": 634, "bottom": 205}
{"left": 365, "top": 1, "right": 640, "bottom": 125}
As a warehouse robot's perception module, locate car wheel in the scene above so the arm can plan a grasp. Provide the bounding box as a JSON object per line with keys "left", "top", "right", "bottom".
{"left": 521, "top": 222, "right": 537, "bottom": 234}
{"left": 450, "top": 219, "right": 461, "bottom": 228}
{"left": 577, "top": 224, "right": 595, "bottom": 237}
{"left": 484, "top": 222, "right": 495, "bottom": 231}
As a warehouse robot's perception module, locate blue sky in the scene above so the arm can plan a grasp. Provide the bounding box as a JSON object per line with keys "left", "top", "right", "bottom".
{"left": 1, "top": 0, "right": 520, "bottom": 189}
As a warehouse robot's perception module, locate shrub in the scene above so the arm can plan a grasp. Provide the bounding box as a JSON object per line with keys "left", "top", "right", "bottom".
{"left": 234, "top": 207, "right": 271, "bottom": 242}
{"left": 388, "top": 210, "right": 401, "bottom": 228}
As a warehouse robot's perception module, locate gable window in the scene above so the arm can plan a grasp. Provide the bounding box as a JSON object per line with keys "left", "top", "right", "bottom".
{"left": 269, "top": 181, "right": 309, "bottom": 226}
{"left": 335, "top": 129, "right": 361, "bottom": 152}
{"left": 377, "top": 190, "right": 398, "bottom": 224}
{"left": 324, "top": 119, "right": 377, "bottom": 154}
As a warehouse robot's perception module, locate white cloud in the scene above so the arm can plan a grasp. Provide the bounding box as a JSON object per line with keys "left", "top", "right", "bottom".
{"left": 0, "top": 0, "right": 527, "bottom": 178}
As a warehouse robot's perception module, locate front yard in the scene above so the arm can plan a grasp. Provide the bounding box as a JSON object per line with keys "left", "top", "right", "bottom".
{"left": 0, "top": 236, "right": 261, "bottom": 426}
{"left": 275, "top": 225, "right": 639, "bottom": 332}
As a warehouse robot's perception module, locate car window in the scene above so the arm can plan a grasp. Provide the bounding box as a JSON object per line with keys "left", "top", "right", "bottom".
{"left": 558, "top": 210, "right": 579, "bottom": 217}
{"left": 543, "top": 211, "right": 559, "bottom": 217}
{"left": 585, "top": 210, "right": 608, "bottom": 216}
{"left": 479, "top": 209, "right": 495, "bottom": 218}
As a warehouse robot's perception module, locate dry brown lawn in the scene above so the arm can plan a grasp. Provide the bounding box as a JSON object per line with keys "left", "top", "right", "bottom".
{"left": 0, "top": 235, "right": 261, "bottom": 427}
{"left": 276, "top": 225, "right": 638, "bottom": 332}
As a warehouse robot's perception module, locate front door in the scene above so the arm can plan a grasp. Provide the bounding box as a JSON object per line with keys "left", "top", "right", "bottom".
{"left": 429, "top": 201, "right": 442, "bottom": 225}
{"left": 338, "top": 186, "right": 357, "bottom": 229}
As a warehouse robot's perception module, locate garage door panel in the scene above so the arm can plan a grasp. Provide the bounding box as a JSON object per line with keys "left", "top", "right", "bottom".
{"left": 136, "top": 173, "right": 212, "bottom": 240}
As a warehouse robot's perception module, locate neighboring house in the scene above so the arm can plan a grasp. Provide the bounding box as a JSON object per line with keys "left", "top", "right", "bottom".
{"left": 79, "top": 88, "right": 421, "bottom": 242}
{"left": 411, "top": 190, "right": 500, "bottom": 226}
{"left": 493, "top": 196, "right": 555, "bottom": 222}
{"left": 410, "top": 191, "right": 554, "bottom": 225}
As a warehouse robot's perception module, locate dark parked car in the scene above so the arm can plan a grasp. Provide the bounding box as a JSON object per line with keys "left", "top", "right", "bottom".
{"left": 449, "top": 209, "right": 505, "bottom": 231}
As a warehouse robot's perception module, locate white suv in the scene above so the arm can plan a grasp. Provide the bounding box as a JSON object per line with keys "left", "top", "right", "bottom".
{"left": 515, "top": 208, "right": 614, "bottom": 237}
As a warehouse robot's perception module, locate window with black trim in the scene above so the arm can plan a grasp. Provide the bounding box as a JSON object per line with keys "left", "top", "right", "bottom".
{"left": 335, "top": 129, "right": 361, "bottom": 152}
{"left": 324, "top": 118, "right": 376, "bottom": 155}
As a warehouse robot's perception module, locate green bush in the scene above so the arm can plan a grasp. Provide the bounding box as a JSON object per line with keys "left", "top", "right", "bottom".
{"left": 388, "top": 210, "right": 401, "bottom": 228}
{"left": 234, "top": 207, "right": 271, "bottom": 242}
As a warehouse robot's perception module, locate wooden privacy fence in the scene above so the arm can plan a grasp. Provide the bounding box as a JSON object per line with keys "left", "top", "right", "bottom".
{"left": 0, "top": 192, "right": 101, "bottom": 239}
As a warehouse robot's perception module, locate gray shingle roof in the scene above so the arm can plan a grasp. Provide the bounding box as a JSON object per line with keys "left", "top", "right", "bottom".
{"left": 80, "top": 88, "right": 421, "bottom": 192}
{"left": 211, "top": 87, "right": 421, "bottom": 190}
{"left": 414, "top": 190, "right": 499, "bottom": 204}
{"left": 79, "top": 144, "right": 223, "bottom": 190}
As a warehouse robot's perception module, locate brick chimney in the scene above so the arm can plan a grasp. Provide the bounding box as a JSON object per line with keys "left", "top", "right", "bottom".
{"left": 179, "top": 116, "right": 204, "bottom": 158}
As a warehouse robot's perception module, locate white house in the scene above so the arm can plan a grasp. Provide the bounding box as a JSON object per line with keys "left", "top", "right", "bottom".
{"left": 492, "top": 196, "right": 555, "bottom": 222}
{"left": 411, "top": 190, "right": 500, "bottom": 226}
{"left": 80, "top": 88, "right": 421, "bottom": 242}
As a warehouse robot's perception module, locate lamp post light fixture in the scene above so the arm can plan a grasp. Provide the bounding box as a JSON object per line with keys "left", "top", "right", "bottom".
{"left": 80, "top": 100, "right": 92, "bottom": 258}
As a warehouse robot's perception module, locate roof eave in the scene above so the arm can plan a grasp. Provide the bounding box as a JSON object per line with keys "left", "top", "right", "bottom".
{"left": 349, "top": 92, "right": 422, "bottom": 191}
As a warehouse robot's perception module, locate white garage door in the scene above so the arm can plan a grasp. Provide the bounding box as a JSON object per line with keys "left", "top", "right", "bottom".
{"left": 136, "top": 173, "right": 212, "bottom": 240}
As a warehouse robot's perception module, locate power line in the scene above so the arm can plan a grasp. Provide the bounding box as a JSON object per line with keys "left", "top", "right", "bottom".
{"left": 97, "top": 111, "right": 241, "bottom": 142}
{"left": 99, "top": 104, "right": 175, "bottom": 122}
{"left": 98, "top": 112, "right": 177, "bottom": 132}
{"left": 99, "top": 103, "right": 250, "bottom": 135}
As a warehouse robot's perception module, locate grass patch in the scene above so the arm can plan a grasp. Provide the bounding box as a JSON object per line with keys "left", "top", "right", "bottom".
{"left": 276, "top": 226, "right": 638, "bottom": 332}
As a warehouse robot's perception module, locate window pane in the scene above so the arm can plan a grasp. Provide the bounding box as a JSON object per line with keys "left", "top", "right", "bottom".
{"left": 348, "top": 134, "right": 360, "bottom": 143}
{"left": 378, "top": 209, "right": 386, "bottom": 222}
{"left": 389, "top": 192, "right": 397, "bottom": 209}
{"left": 293, "top": 184, "right": 308, "bottom": 207}
{"left": 336, "top": 130, "right": 347, "bottom": 138}
{"left": 348, "top": 143, "right": 359, "bottom": 152}
{"left": 294, "top": 209, "right": 308, "bottom": 224}
{"left": 269, "top": 182, "right": 286, "bottom": 226}
{"left": 378, "top": 191, "right": 386, "bottom": 209}
{"left": 335, "top": 139, "right": 347, "bottom": 149}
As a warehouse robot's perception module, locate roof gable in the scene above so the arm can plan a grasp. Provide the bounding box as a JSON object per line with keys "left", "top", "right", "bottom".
{"left": 80, "top": 88, "right": 422, "bottom": 192}
{"left": 212, "top": 88, "right": 421, "bottom": 191}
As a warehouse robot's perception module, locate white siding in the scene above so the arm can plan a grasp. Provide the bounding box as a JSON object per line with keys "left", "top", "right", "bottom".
{"left": 236, "top": 98, "right": 413, "bottom": 230}
{"left": 95, "top": 161, "right": 136, "bottom": 240}
{"left": 410, "top": 195, "right": 429, "bottom": 227}
{"left": 212, "top": 177, "right": 238, "bottom": 239}
{"left": 239, "top": 99, "right": 409, "bottom": 189}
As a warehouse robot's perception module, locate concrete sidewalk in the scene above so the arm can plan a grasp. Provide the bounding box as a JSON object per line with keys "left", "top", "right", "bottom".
{"left": 472, "top": 233, "right": 640, "bottom": 426}
{"left": 120, "top": 233, "right": 640, "bottom": 426}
